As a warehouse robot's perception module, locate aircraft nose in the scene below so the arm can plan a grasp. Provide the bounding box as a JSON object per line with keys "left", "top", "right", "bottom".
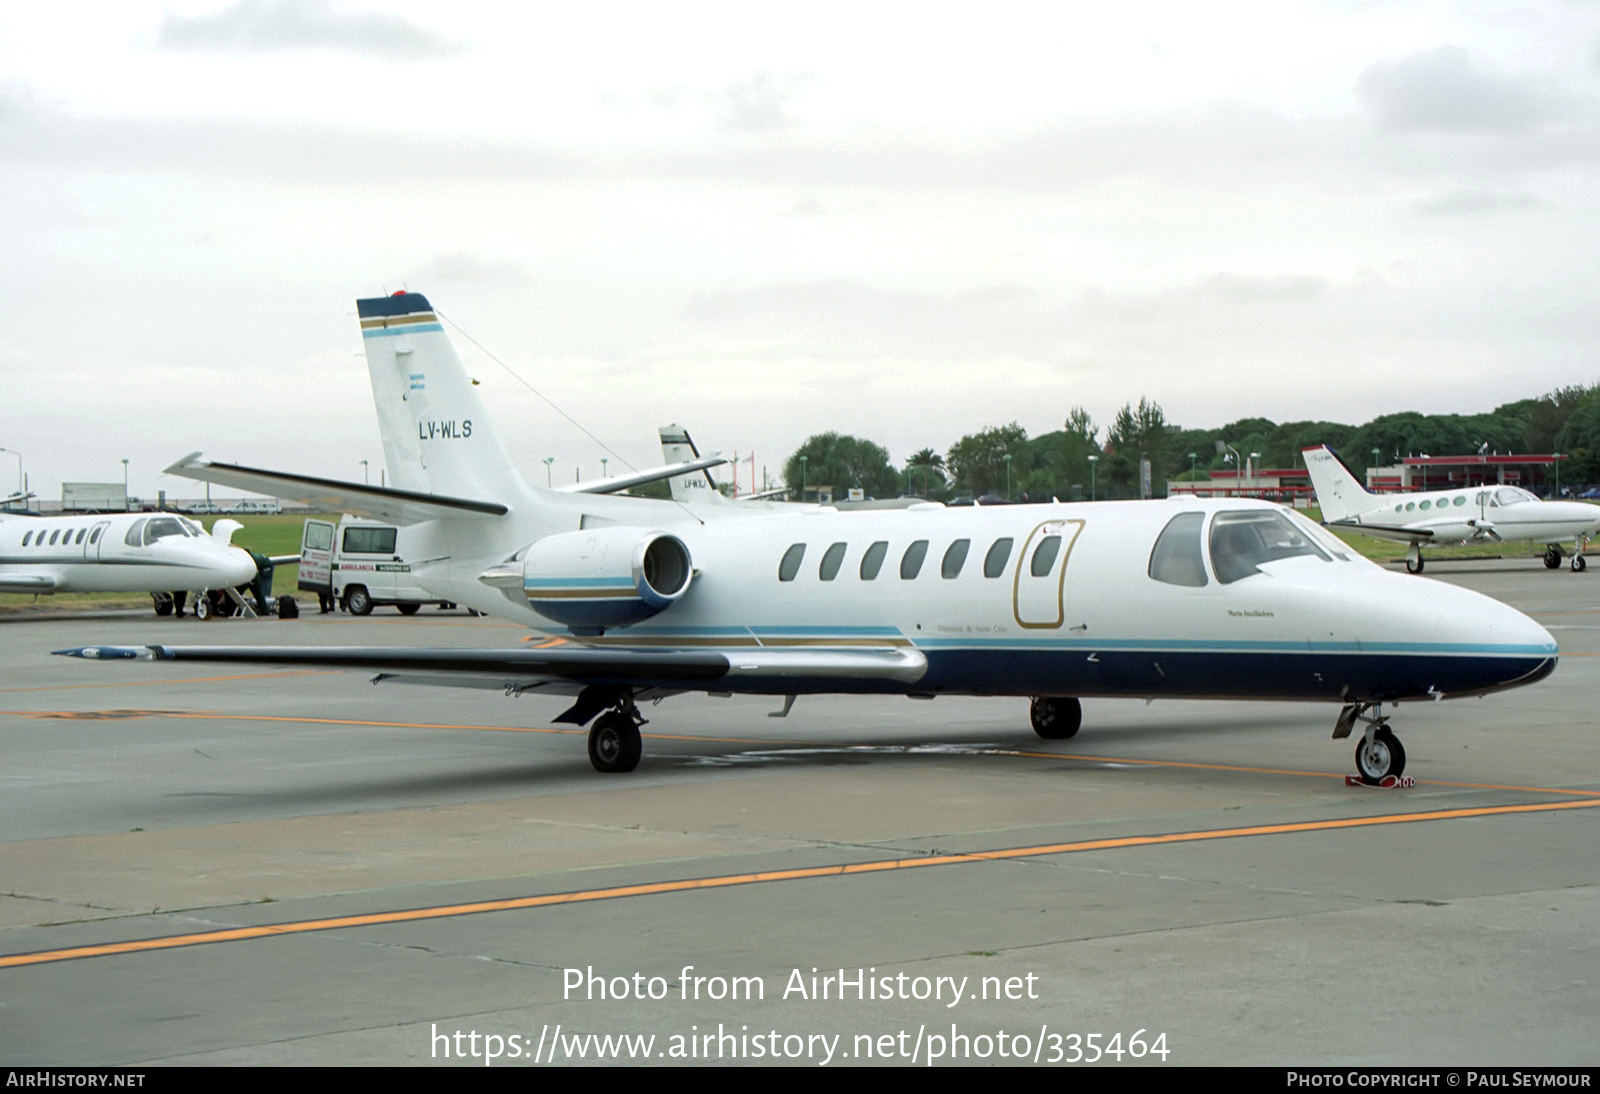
{"left": 224, "top": 548, "right": 259, "bottom": 585}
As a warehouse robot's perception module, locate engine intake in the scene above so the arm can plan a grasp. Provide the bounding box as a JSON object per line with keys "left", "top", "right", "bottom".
{"left": 520, "top": 527, "right": 693, "bottom": 633}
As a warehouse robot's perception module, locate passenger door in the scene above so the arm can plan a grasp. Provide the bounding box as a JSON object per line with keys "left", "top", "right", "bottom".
{"left": 1012, "top": 519, "right": 1083, "bottom": 628}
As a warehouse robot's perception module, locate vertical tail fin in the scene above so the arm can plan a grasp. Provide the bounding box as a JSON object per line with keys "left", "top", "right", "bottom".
{"left": 358, "top": 293, "right": 527, "bottom": 502}
{"left": 658, "top": 424, "right": 722, "bottom": 503}
{"left": 1301, "top": 445, "right": 1376, "bottom": 523}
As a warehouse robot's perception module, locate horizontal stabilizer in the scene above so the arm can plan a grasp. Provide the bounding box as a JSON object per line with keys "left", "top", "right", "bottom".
{"left": 1326, "top": 520, "right": 1434, "bottom": 544}
{"left": 164, "top": 453, "right": 507, "bottom": 525}
{"left": 556, "top": 453, "right": 729, "bottom": 495}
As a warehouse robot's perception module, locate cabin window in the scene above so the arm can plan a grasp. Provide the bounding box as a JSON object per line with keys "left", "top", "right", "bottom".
{"left": 1419, "top": 500, "right": 1431, "bottom": 510}
{"left": 21, "top": 531, "right": 31, "bottom": 546}
{"left": 89, "top": 526, "right": 103, "bottom": 545}
{"left": 1394, "top": 504, "right": 1403, "bottom": 513}
{"left": 1405, "top": 502, "right": 1415, "bottom": 511}
{"left": 1148, "top": 512, "right": 1208, "bottom": 587}
{"left": 819, "top": 542, "right": 847, "bottom": 581}
{"left": 124, "top": 520, "right": 148, "bottom": 547}
{"left": 1209, "top": 510, "right": 1330, "bottom": 585}
{"left": 48, "top": 530, "right": 60, "bottom": 545}
{"left": 778, "top": 543, "right": 806, "bottom": 581}
{"left": 941, "top": 538, "right": 971, "bottom": 579}
{"left": 1453, "top": 496, "right": 1466, "bottom": 507}
{"left": 859, "top": 540, "right": 888, "bottom": 580}
{"left": 1030, "top": 535, "right": 1062, "bottom": 577}
{"left": 74, "top": 529, "right": 86, "bottom": 544}
{"left": 900, "top": 539, "right": 929, "bottom": 579}
{"left": 343, "top": 526, "right": 398, "bottom": 554}
{"left": 983, "top": 537, "right": 1013, "bottom": 578}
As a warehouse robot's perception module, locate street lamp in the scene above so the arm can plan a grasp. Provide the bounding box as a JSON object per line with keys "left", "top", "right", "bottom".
{"left": 0, "top": 447, "right": 21, "bottom": 497}
{"left": 1553, "top": 453, "right": 1562, "bottom": 497}
{"left": 543, "top": 457, "right": 554, "bottom": 487}
{"left": 121, "top": 458, "right": 129, "bottom": 509}
{"left": 1087, "top": 454, "right": 1098, "bottom": 501}
{"left": 1003, "top": 453, "right": 1013, "bottom": 501}
{"left": 359, "top": 459, "right": 369, "bottom": 484}
{"left": 800, "top": 455, "right": 808, "bottom": 502}
{"left": 601, "top": 457, "right": 608, "bottom": 480}
{"left": 1188, "top": 451, "right": 1196, "bottom": 477}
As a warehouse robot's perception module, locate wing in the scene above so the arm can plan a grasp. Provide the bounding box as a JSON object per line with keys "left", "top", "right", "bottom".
{"left": 165, "top": 453, "right": 506, "bottom": 525}
{"left": 0, "top": 573, "right": 58, "bottom": 593}
{"left": 53, "top": 643, "right": 929, "bottom": 695}
{"left": 1326, "top": 520, "right": 1434, "bottom": 544}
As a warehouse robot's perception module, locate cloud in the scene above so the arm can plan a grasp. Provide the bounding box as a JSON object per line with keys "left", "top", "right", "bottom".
{"left": 1355, "top": 46, "right": 1564, "bottom": 134}
{"left": 155, "top": 0, "right": 465, "bottom": 62}
{"left": 711, "top": 70, "right": 811, "bottom": 133}
{"left": 1193, "top": 274, "right": 1327, "bottom": 304}
{"left": 1414, "top": 188, "right": 1545, "bottom": 216}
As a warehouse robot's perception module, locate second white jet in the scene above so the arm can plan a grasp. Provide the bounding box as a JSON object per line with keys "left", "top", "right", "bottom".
{"left": 1302, "top": 444, "right": 1600, "bottom": 573}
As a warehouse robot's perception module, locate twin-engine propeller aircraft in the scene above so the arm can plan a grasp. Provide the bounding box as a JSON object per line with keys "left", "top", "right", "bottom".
{"left": 3, "top": 511, "right": 259, "bottom": 613}
{"left": 1302, "top": 445, "right": 1600, "bottom": 574}
{"left": 58, "top": 293, "right": 1558, "bottom": 783}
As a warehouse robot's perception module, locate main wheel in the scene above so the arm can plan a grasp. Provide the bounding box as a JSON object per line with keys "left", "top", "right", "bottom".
{"left": 1030, "top": 696, "right": 1082, "bottom": 740}
{"left": 1544, "top": 549, "right": 1562, "bottom": 570}
{"left": 397, "top": 603, "right": 420, "bottom": 616}
{"left": 1405, "top": 555, "right": 1425, "bottom": 574}
{"left": 345, "top": 586, "right": 373, "bottom": 616}
{"left": 1572, "top": 555, "right": 1587, "bottom": 573}
{"left": 1355, "top": 726, "right": 1406, "bottom": 784}
{"left": 588, "top": 712, "right": 642, "bottom": 773}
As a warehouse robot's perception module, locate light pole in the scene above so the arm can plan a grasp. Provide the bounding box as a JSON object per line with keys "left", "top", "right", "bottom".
{"left": 800, "top": 455, "right": 808, "bottom": 502}
{"left": 360, "top": 459, "right": 369, "bottom": 484}
{"left": 1188, "top": 451, "right": 1196, "bottom": 477}
{"left": 543, "top": 457, "right": 554, "bottom": 487}
{"left": 1249, "top": 452, "right": 1260, "bottom": 492}
{"left": 601, "top": 458, "right": 608, "bottom": 480}
{"left": 0, "top": 447, "right": 20, "bottom": 498}
{"left": 1087, "top": 454, "right": 1098, "bottom": 501}
{"left": 121, "top": 458, "right": 129, "bottom": 509}
{"left": 1554, "top": 453, "right": 1562, "bottom": 497}
{"left": 1003, "top": 453, "right": 1012, "bottom": 501}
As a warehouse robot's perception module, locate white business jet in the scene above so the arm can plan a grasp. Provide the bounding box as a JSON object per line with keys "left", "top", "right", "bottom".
{"left": 1302, "top": 445, "right": 1600, "bottom": 574}
{"left": 57, "top": 293, "right": 1559, "bottom": 785}
{"left": 3, "top": 512, "right": 259, "bottom": 615}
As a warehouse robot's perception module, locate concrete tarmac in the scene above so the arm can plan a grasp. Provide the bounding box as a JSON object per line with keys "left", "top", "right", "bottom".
{"left": 0, "top": 565, "right": 1596, "bottom": 1067}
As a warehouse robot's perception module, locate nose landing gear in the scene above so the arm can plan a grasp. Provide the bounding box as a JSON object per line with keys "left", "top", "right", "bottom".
{"left": 1334, "top": 701, "right": 1408, "bottom": 785}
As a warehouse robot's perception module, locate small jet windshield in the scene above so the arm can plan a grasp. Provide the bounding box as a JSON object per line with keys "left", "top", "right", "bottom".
{"left": 142, "top": 517, "right": 189, "bottom": 545}
{"left": 1495, "top": 487, "right": 1537, "bottom": 506}
{"left": 1209, "top": 510, "right": 1330, "bottom": 584}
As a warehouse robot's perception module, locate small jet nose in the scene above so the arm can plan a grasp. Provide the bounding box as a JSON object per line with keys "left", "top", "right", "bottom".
{"left": 223, "top": 548, "right": 260, "bottom": 585}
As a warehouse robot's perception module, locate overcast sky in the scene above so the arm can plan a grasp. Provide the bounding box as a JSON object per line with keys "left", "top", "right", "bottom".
{"left": 4, "top": 1, "right": 1599, "bottom": 499}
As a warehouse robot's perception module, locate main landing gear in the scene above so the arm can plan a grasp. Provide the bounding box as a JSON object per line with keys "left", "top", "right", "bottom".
{"left": 1544, "top": 539, "right": 1588, "bottom": 572}
{"left": 1404, "top": 543, "right": 1425, "bottom": 575}
{"left": 1334, "top": 701, "right": 1407, "bottom": 784}
{"left": 587, "top": 699, "right": 644, "bottom": 773}
{"left": 1029, "top": 696, "right": 1082, "bottom": 740}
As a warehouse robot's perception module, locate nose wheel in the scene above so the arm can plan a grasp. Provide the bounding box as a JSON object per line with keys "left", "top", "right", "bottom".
{"left": 1354, "top": 726, "right": 1406, "bottom": 784}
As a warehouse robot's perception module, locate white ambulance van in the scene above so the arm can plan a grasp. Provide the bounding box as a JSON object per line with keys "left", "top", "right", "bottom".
{"left": 298, "top": 517, "right": 455, "bottom": 615}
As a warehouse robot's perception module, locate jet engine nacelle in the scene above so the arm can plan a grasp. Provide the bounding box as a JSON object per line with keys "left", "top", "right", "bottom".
{"left": 519, "top": 526, "right": 693, "bottom": 633}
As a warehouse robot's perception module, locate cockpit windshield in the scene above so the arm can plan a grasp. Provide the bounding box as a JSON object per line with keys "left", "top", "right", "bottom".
{"left": 1494, "top": 487, "right": 1537, "bottom": 506}
{"left": 1209, "top": 510, "right": 1330, "bottom": 584}
{"left": 142, "top": 517, "right": 190, "bottom": 545}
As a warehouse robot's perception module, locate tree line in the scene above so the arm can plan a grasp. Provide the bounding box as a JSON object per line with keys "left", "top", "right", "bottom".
{"left": 780, "top": 383, "right": 1600, "bottom": 502}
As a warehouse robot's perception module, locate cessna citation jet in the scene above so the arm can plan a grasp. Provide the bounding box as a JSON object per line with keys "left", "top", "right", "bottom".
{"left": 57, "top": 293, "right": 1558, "bottom": 784}
{"left": 3, "top": 512, "right": 259, "bottom": 611}
{"left": 1303, "top": 445, "right": 1600, "bottom": 574}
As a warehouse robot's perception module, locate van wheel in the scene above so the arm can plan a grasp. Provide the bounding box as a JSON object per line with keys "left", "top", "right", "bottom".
{"left": 345, "top": 586, "right": 373, "bottom": 616}
{"left": 397, "top": 603, "right": 420, "bottom": 616}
